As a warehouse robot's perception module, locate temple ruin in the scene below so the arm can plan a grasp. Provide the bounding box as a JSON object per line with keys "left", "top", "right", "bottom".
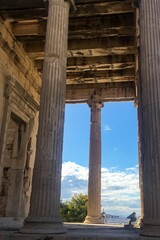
{"left": 0, "top": 0, "right": 160, "bottom": 239}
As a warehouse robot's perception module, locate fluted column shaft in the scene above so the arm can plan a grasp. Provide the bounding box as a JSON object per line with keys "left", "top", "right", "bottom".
{"left": 22, "top": 0, "right": 70, "bottom": 234}
{"left": 139, "top": 0, "right": 160, "bottom": 237}
{"left": 85, "top": 94, "right": 103, "bottom": 224}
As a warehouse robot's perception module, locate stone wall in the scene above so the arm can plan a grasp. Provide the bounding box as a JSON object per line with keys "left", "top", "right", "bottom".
{"left": 21, "top": 112, "right": 39, "bottom": 217}
{"left": 0, "top": 65, "right": 5, "bottom": 132}
{"left": 0, "top": 19, "right": 40, "bottom": 218}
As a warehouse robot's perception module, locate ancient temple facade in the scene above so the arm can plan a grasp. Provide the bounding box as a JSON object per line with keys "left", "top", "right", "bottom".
{"left": 0, "top": 0, "right": 160, "bottom": 239}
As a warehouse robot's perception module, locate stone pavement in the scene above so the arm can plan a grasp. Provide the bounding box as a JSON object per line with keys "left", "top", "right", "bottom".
{"left": 0, "top": 223, "right": 160, "bottom": 240}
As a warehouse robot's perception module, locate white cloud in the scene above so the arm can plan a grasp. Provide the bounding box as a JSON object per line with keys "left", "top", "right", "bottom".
{"left": 104, "top": 125, "right": 111, "bottom": 131}
{"left": 61, "top": 161, "right": 88, "bottom": 181}
{"left": 61, "top": 161, "right": 141, "bottom": 217}
{"left": 126, "top": 166, "right": 138, "bottom": 172}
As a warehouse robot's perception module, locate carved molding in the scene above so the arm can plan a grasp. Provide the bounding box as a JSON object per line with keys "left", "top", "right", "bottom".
{"left": 4, "top": 77, "right": 39, "bottom": 123}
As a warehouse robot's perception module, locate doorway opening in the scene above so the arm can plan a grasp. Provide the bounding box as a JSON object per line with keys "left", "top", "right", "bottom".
{"left": 61, "top": 102, "right": 140, "bottom": 223}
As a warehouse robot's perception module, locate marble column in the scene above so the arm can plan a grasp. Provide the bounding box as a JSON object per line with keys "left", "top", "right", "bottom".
{"left": 21, "top": 0, "right": 72, "bottom": 234}
{"left": 84, "top": 94, "right": 104, "bottom": 224}
{"left": 138, "top": 0, "right": 160, "bottom": 237}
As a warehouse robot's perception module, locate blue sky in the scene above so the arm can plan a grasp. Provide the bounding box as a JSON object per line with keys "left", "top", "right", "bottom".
{"left": 61, "top": 102, "right": 140, "bottom": 217}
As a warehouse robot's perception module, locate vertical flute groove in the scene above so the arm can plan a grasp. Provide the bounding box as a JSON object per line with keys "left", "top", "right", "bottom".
{"left": 27, "top": 0, "right": 70, "bottom": 221}
{"left": 139, "top": 0, "right": 160, "bottom": 229}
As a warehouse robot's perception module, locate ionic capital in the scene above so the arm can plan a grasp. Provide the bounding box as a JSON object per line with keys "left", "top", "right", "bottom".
{"left": 44, "top": 0, "right": 76, "bottom": 10}
{"left": 87, "top": 93, "right": 104, "bottom": 110}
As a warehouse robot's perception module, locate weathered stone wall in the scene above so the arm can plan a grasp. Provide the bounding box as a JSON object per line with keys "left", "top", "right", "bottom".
{"left": 0, "top": 65, "right": 5, "bottom": 132}
{"left": 21, "top": 112, "right": 39, "bottom": 217}
{"left": 0, "top": 63, "right": 5, "bottom": 206}
{"left": 0, "top": 19, "right": 40, "bottom": 218}
{"left": 0, "top": 117, "right": 20, "bottom": 216}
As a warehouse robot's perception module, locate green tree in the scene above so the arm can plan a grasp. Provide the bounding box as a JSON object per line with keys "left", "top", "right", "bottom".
{"left": 60, "top": 194, "right": 88, "bottom": 222}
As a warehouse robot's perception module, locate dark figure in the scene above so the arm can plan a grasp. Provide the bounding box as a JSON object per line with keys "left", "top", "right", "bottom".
{"left": 127, "top": 212, "right": 137, "bottom": 225}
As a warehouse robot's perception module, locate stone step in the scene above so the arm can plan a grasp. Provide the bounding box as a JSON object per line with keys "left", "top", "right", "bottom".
{"left": 0, "top": 224, "right": 160, "bottom": 240}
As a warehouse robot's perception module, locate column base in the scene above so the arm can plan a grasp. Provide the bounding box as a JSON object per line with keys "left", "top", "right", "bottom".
{"left": 0, "top": 217, "right": 24, "bottom": 230}
{"left": 20, "top": 220, "right": 66, "bottom": 234}
{"left": 140, "top": 223, "right": 160, "bottom": 237}
{"left": 84, "top": 215, "right": 104, "bottom": 224}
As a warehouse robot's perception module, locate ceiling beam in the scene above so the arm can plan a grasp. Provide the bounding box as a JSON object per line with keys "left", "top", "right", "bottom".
{"left": 27, "top": 46, "right": 135, "bottom": 60}
{"left": 19, "top": 35, "right": 134, "bottom": 48}
{"left": 24, "top": 35, "right": 135, "bottom": 59}
{"left": 74, "top": 0, "right": 130, "bottom": 3}
{"left": 0, "top": 8, "right": 47, "bottom": 21}
{"left": 12, "top": 11, "right": 135, "bottom": 38}
{"left": 67, "top": 62, "right": 135, "bottom": 72}
{"left": 12, "top": 12, "right": 134, "bottom": 37}
{"left": 67, "top": 54, "right": 135, "bottom": 66}
{"left": 68, "top": 36, "right": 135, "bottom": 50}
{"left": 66, "top": 81, "right": 135, "bottom": 102}
{"left": 35, "top": 54, "right": 135, "bottom": 70}
{"left": 66, "top": 76, "right": 135, "bottom": 85}
{"left": 13, "top": 21, "right": 135, "bottom": 39}
{"left": 70, "top": 1, "right": 134, "bottom": 18}
{"left": 69, "top": 12, "right": 134, "bottom": 31}
{"left": 13, "top": 20, "right": 46, "bottom": 36}
{"left": 0, "top": 0, "right": 134, "bottom": 21}
{"left": 0, "top": 0, "right": 131, "bottom": 10}
{"left": 70, "top": 46, "right": 135, "bottom": 58}
{"left": 69, "top": 26, "right": 135, "bottom": 39}
{"left": 0, "top": 0, "right": 45, "bottom": 10}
